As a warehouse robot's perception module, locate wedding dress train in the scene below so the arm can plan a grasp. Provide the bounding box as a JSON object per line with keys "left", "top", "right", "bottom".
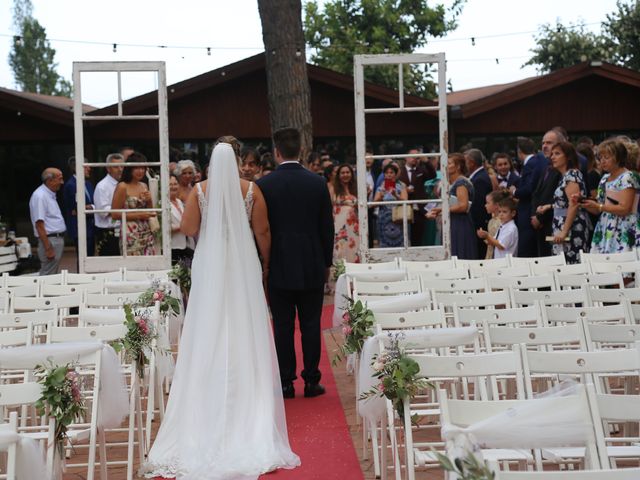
{"left": 142, "top": 143, "right": 300, "bottom": 479}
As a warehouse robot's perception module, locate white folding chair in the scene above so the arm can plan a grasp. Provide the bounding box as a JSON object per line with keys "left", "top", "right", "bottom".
{"left": 556, "top": 272, "right": 624, "bottom": 291}
{"left": 122, "top": 269, "right": 171, "bottom": 282}
{"left": 470, "top": 264, "right": 531, "bottom": 279}
{"left": 589, "top": 287, "right": 640, "bottom": 307}
{"left": 353, "top": 279, "right": 422, "bottom": 299}
{"left": 581, "top": 250, "right": 637, "bottom": 267}
{"left": 84, "top": 292, "right": 141, "bottom": 309}
{"left": 532, "top": 262, "right": 590, "bottom": 276}
{"left": 456, "top": 257, "right": 510, "bottom": 273}
{"left": 487, "top": 274, "right": 556, "bottom": 294}
{"left": 435, "top": 290, "right": 512, "bottom": 310}
{"left": 399, "top": 258, "right": 457, "bottom": 273}
{"left": 512, "top": 287, "right": 589, "bottom": 308}
{"left": 420, "top": 277, "right": 488, "bottom": 294}
{"left": 508, "top": 253, "right": 566, "bottom": 268}
{"left": 543, "top": 304, "right": 631, "bottom": 326}
{"left": 496, "top": 470, "right": 640, "bottom": 480}
{"left": 41, "top": 282, "right": 103, "bottom": 297}
{"left": 0, "top": 284, "right": 40, "bottom": 298}
{"left": 1, "top": 274, "right": 39, "bottom": 288}
{"left": 64, "top": 270, "right": 122, "bottom": 285}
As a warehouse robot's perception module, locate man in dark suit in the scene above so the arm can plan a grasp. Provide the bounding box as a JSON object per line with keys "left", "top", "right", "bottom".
{"left": 512, "top": 137, "right": 546, "bottom": 257}
{"left": 62, "top": 157, "right": 95, "bottom": 261}
{"left": 257, "top": 127, "right": 334, "bottom": 399}
{"left": 398, "top": 147, "right": 436, "bottom": 246}
{"left": 465, "top": 148, "right": 492, "bottom": 259}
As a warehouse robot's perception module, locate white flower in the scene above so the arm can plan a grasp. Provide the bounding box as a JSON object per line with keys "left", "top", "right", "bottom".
{"left": 373, "top": 361, "right": 384, "bottom": 372}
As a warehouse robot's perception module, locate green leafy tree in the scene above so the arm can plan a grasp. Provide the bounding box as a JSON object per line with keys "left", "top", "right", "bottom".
{"left": 603, "top": 0, "right": 640, "bottom": 71}
{"left": 9, "top": 0, "right": 72, "bottom": 97}
{"left": 524, "top": 21, "right": 613, "bottom": 73}
{"left": 304, "top": 0, "right": 465, "bottom": 99}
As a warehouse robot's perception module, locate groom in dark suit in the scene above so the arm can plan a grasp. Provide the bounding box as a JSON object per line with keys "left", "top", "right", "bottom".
{"left": 257, "top": 127, "right": 334, "bottom": 399}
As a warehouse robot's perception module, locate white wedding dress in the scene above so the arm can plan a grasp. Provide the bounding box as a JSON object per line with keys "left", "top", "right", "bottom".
{"left": 142, "top": 143, "right": 300, "bottom": 479}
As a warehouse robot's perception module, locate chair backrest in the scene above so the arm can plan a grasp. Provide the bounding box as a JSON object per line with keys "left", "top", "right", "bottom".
{"left": 590, "top": 260, "right": 640, "bottom": 276}
{"left": 512, "top": 287, "right": 588, "bottom": 307}
{"left": 532, "top": 262, "right": 590, "bottom": 276}
{"left": 509, "top": 253, "right": 566, "bottom": 267}
{"left": 2, "top": 275, "right": 39, "bottom": 287}
{"left": 411, "top": 347, "right": 525, "bottom": 400}
{"left": 496, "top": 470, "right": 640, "bottom": 480}
{"left": 485, "top": 323, "right": 585, "bottom": 351}
{"left": 627, "top": 302, "right": 640, "bottom": 323}
{"left": 469, "top": 264, "right": 530, "bottom": 279}
{"left": 456, "top": 257, "right": 510, "bottom": 272}
{"left": 37, "top": 273, "right": 64, "bottom": 285}
{"left": 411, "top": 268, "right": 469, "bottom": 281}
{"left": 581, "top": 250, "right": 637, "bottom": 266}
{"left": 344, "top": 261, "right": 399, "bottom": 274}
{"left": 556, "top": 272, "right": 624, "bottom": 290}
{"left": 48, "top": 324, "right": 127, "bottom": 343}
{"left": 435, "top": 290, "right": 511, "bottom": 309}
{"left": 0, "top": 382, "right": 42, "bottom": 407}
{"left": 367, "top": 292, "right": 432, "bottom": 313}
{"left": 64, "top": 270, "right": 122, "bottom": 284}
{"left": 589, "top": 287, "right": 640, "bottom": 305}
{"left": 0, "top": 284, "right": 39, "bottom": 297}
{"left": 420, "top": 276, "right": 487, "bottom": 294}
{"left": 84, "top": 292, "right": 141, "bottom": 308}
{"left": 581, "top": 320, "right": 640, "bottom": 346}
{"left": 373, "top": 309, "right": 447, "bottom": 330}
{"left": 0, "top": 327, "right": 33, "bottom": 347}
{"left": 41, "top": 282, "right": 103, "bottom": 296}
{"left": 543, "top": 304, "right": 630, "bottom": 326}
{"left": 487, "top": 274, "right": 555, "bottom": 292}
{"left": 400, "top": 258, "right": 457, "bottom": 272}
{"left": 123, "top": 269, "right": 171, "bottom": 282}
{"left": 353, "top": 279, "right": 421, "bottom": 297}
{"left": 104, "top": 280, "right": 154, "bottom": 294}
{"left": 0, "top": 310, "right": 57, "bottom": 328}
{"left": 79, "top": 307, "right": 126, "bottom": 326}
{"left": 346, "top": 270, "right": 407, "bottom": 283}
{"left": 455, "top": 305, "right": 541, "bottom": 328}
{"left": 11, "top": 293, "right": 83, "bottom": 312}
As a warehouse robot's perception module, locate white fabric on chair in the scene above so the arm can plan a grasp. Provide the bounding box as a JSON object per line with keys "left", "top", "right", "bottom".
{"left": 0, "top": 428, "right": 47, "bottom": 480}
{"left": 0, "top": 342, "right": 128, "bottom": 429}
{"left": 357, "top": 327, "right": 479, "bottom": 423}
{"left": 332, "top": 274, "right": 349, "bottom": 327}
{"left": 367, "top": 292, "right": 431, "bottom": 313}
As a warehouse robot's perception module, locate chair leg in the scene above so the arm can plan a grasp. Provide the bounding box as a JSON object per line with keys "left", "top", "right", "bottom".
{"left": 371, "top": 420, "right": 381, "bottom": 478}
{"left": 127, "top": 368, "right": 138, "bottom": 480}
{"left": 98, "top": 428, "right": 108, "bottom": 480}
{"left": 146, "top": 358, "right": 156, "bottom": 449}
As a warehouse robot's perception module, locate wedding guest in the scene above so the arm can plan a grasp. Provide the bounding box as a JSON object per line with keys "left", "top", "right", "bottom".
{"left": 512, "top": 136, "right": 546, "bottom": 257}
{"left": 240, "top": 147, "right": 261, "bottom": 181}
{"left": 577, "top": 142, "right": 601, "bottom": 241}
{"left": 306, "top": 152, "right": 322, "bottom": 174}
{"left": 427, "top": 153, "right": 477, "bottom": 259}
{"left": 29, "top": 168, "right": 66, "bottom": 275}
{"left": 169, "top": 174, "right": 194, "bottom": 265}
{"left": 193, "top": 163, "right": 203, "bottom": 183}
{"left": 111, "top": 152, "right": 156, "bottom": 256}
{"left": 331, "top": 164, "right": 359, "bottom": 264}
{"left": 120, "top": 146, "right": 134, "bottom": 160}
{"left": 365, "top": 149, "right": 377, "bottom": 248}
{"left": 465, "top": 149, "right": 492, "bottom": 258}
{"left": 62, "top": 156, "right": 95, "bottom": 259}
{"left": 94, "top": 153, "right": 124, "bottom": 256}
{"left": 494, "top": 153, "right": 520, "bottom": 189}
{"left": 477, "top": 196, "right": 518, "bottom": 259}
{"left": 373, "top": 163, "right": 408, "bottom": 248}
{"left": 324, "top": 164, "right": 338, "bottom": 184}
{"left": 536, "top": 142, "right": 590, "bottom": 263}
{"left": 478, "top": 189, "right": 510, "bottom": 259}
{"left": 175, "top": 160, "right": 196, "bottom": 202}
{"left": 259, "top": 152, "right": 276, "bottom": 178}
{"left": 398, "top": 147, "right": 436, "bottom": 246}
{"left": 578, "top": 138, "right": 640, "bottom": 254}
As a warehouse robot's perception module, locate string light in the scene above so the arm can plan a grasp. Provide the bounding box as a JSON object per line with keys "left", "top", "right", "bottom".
{"left": 471, "top": 37, "right": 475, "bottom": 46}
{"left": 13, "top": 35, "right": 22, "bottom": 46}
{"left": 207, "top": 47, "right": 211, "bottom": 56}
{"left": 112, "top": 43, "right": 117, "bottom": 53}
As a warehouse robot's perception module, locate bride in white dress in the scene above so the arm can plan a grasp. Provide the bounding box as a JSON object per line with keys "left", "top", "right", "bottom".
{"left": 142, "top": 141, "right": 300, "bottom": 479}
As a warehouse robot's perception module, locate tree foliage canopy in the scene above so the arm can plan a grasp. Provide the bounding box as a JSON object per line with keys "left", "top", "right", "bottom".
{"left": 526, "top": 1, "right": 639, "bottom": 73}
{"left": 9, "top": 0, "right": 71, "bottom": 97}
{"left": 303, "top": 0, "right": 465, "bottom": 98}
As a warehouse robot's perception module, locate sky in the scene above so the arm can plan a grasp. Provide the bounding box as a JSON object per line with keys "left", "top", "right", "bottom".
{"left": 0, "top": 0, "right": 622, "bottom": 108}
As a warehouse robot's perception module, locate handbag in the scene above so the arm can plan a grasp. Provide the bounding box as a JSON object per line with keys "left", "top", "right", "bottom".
{"left": 148, "top": 215, "right": 161, "bottom": 233}
{"left": 392, "top": 204, "right": 414, "bottom": 224}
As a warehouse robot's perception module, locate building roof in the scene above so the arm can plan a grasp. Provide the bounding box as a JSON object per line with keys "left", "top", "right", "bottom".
{"left": 447, "top": 61, "right": 640, "bottom": 118}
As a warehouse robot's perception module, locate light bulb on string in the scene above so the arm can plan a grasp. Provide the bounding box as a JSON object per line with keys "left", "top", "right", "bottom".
{"left": 471, "top": 37, "right": 475, "bottom": 46}
{"left": 112, "top": 43, "right": 117, "bottom": 53}
{"left": 207, "top": 47, "right": 211, "bottom": 56}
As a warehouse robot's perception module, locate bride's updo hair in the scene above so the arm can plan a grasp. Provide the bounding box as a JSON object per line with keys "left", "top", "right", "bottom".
{"left": 215, "top": 135, "right": 242, "bottom": 163}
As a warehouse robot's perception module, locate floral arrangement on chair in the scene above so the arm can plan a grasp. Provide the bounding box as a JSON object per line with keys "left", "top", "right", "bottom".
{"left": 433, "top": 450, "right": 495, "bottom": 479}
{"left": 169, "top": 259, "right": 191, "bottom": 295}
{"left": 34, "top": 363, "right": 86, "bottom": 456}
{"left": 111, "top": 304, "right": 159, "bottom": 379}
{"left": 333, "top": 296, "right": 375, "bottom": 364}
{"left": 136, "top": 280, "right": 180, "bottom": 316}
{"left": 359, "top": 333, "right": 431, "bottom": 422}
{"left": 332, "top": 258, "right": 346, "bottom": 281}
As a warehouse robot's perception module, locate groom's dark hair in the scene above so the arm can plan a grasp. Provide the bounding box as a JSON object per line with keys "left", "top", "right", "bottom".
{"left": 273, "top": 127, "right": 301, "bottom": 160}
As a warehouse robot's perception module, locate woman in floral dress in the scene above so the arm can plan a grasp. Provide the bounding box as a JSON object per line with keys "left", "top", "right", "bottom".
{"left": 373, "top": 163, "right": 408, "bottom": 248}
{"left": 111, "top": 152, "right": 157, "bottom": 256}
{"left": 537, "top": 142, "right": 591, "bottom": 263}
{"left": 576, "top": 138, "right": 640, "bottom": 254}
{"left": 330, "top": 164, "right": 360, "bottom": 263}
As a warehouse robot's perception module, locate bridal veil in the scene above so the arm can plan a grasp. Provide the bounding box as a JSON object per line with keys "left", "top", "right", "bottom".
{"left": 143, "top": 143, "right": 300, "bottom": 479}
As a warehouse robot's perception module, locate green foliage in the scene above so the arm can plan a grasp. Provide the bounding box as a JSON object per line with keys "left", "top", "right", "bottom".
{"left": 333, "top": 296, "right": 375, "bottom": 364}
{"left": 110, "top": 303, "right": 159, "bottom": 379}
{"left": 304, "top": 0, "right": 465, "bottom": 98}
{"left": 434, "top": 450, "right": 496, "bottom": 479}
{"left": 359, "top": 332, "right": 432, "bottom": 421}
{"left": 332, "top": 258, "right": 346, "bottom": 281}
{"left": 524, "top": 21, "right": 613, "bottom": 73}
{"left": 604, "top": 0, "right": 640, "bottom": 71}
{"left": 9, "top": 1, "right": 72, "bottom": 97}
{"left": 136, "top": 280, "right": 181, "bottom": 316}
{"left": 168, "top": 260, "right": 192, "bottom": 294}
{"left": 34, "top": 362, "right": 86, "bottom": 457}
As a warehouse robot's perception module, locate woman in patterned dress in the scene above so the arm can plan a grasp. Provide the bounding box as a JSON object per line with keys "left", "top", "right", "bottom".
{"left": 536, "top": 142, "right": 590, "bottom": 263}
{"left": 330, "top": 164, "right": 360, "bottom": 263}
{"left": 576, "top": 138, "right": 640, "bottom": 254}
{"left": 111, "top": 152, "right": 156, "bottom": 256}
{"left": 373, "top": 163, "right": 408, "bottom": 248}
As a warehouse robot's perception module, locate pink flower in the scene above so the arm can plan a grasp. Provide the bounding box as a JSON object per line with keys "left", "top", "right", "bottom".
{"left": 378, "top": 382, "right": 385, "bottom": 393}
{"left": 152, "top": 290, "right": 165, "bottom": 301}
{"left": 342, "top": 325, "right": 352, "bottom": 336}
{"left": 65, "top": 370, "right": 76, "bottom": 381}
{"left": 342, "top": 312, "right": 350, "bottom": 324}
{"left": 138, "top": 319, "right": 149, "bottom": 335}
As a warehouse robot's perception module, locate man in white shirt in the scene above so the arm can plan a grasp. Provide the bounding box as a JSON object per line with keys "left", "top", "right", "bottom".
{"left": 93, "top": 153, "right": 124, "bottom": 256}
{"left": 29, "top": 168, "right": 66, "bottom": 275}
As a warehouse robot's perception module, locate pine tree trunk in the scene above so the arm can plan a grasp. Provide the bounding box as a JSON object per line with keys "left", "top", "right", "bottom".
{"left": 257, "top": 0, "right": 313, "bottom": 159}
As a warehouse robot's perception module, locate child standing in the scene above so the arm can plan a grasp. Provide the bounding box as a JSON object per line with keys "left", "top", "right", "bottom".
{"left": 479, "top": 190, "right": 510, "bottom": 259}
{"left": 477, "top": 196, "right": 518, "bottom": 259}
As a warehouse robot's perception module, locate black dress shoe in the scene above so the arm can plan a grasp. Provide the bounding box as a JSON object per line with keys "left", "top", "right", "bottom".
{"left": 304, "top": 382, "right": 326, "bottom": 398}
{"left": 282, "top": 383, "right": 295, "bottom": 399}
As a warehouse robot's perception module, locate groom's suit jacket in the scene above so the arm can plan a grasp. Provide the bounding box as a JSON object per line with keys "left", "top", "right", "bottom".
{"left": 257, "top": 162, "right": 334, "bottom": 291}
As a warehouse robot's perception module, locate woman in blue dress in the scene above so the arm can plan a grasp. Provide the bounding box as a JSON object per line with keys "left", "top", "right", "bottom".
{"left": 373, "top": 163, "right": 408, "bottom": 247}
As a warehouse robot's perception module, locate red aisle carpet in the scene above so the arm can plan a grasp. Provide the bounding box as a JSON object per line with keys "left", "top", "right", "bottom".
{"left": 155, "top": 305, "right": 363, "bottom": 480}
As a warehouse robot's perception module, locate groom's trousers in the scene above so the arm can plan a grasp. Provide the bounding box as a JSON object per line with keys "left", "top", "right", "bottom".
{"left": 268, "top": 286, "right": 324, "bottom": 385}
